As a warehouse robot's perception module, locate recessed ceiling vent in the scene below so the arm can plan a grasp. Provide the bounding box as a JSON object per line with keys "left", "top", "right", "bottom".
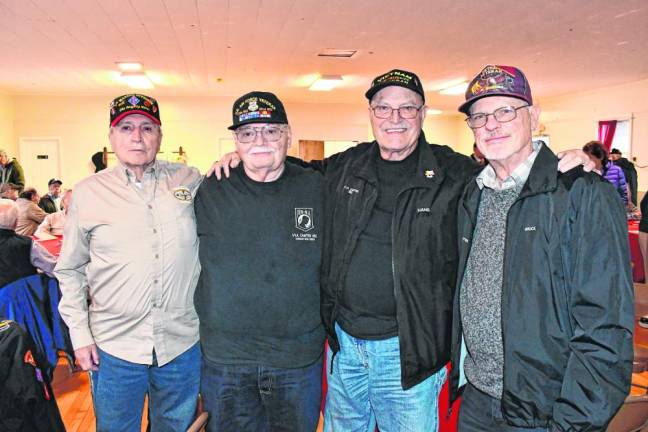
{"left": 317, "top": 49, "right": 357, "bottom": 58}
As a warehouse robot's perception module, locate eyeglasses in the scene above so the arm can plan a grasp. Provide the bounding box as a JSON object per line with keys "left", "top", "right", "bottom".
{"left": 465, "top": 105, "right": 529, "bottom": 129}
{"left": 234, "top": 126, "right": 286, "bottom": 143}
{"left": 370, "top": 105, "right": 423, "bottom": 119}
{"left": 114, "top": 123, "right": 160, "bottom": 135}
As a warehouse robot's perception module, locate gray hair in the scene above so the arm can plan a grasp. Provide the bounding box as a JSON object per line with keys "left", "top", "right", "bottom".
{"left": 0, "top": 149, "right": 7, "bottom": 157}
{"left": 0, "top": 198, "right": 18, "bottom": 230}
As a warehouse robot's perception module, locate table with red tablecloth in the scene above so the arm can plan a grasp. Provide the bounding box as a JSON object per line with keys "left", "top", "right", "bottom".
{"left": 33, "top": 236, "right": 63, "bottom": 257}
{"left": 629, "top": 220, "right": 645, "bottom": 283}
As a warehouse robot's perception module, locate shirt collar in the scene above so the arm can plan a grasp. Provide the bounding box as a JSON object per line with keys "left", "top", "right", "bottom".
{"left": 476, "top": 140, "right": 542, "bottom": 192}
{"left": 115, "top": 159, "right": 160, "bottom": 185}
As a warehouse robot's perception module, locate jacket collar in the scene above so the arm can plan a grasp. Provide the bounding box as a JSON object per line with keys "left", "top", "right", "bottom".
{"left": 517, "top": 143, "right": 559, "bottom": 199}
{"left": 351, "top": 131, "right": 446, "bottom": 188}
{"left": 462, "top": 143, "right": 559, "bottom": 224}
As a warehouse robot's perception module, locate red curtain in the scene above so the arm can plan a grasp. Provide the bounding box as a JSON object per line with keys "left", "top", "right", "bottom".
{"left": 598, "top": 120, "right": 617, "bottom": 151}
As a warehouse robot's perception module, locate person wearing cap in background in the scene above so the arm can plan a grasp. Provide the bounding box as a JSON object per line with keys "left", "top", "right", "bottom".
{"left": 194, "top": 91, "right": 325, "bottom": 431}
{"left": 449, "top": 65, "right": 633, "bottom": 431}
{"left": 609, "top": 148, "right": 638, "bottom": 207}
{"left": 211, "top": 69, "right": 593, "bottom": 431}
{"left": 38, "top": 178, "right": 63, "bottom": 214}
{"left": 35, "top": 189, "right": 72, "bottom": 238}
{"left": 55, "top": 94, "right": 202, "bottom": 431}
{"left": 0, "top": 148, "right": 25, "bottom": 191}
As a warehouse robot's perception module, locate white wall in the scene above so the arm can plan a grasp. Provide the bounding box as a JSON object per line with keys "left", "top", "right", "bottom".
{"left": 0, "top": 92, "right": 15, "bottom": 158}
{"left": 539, "top": 78, "right": 648, "bottom": 191}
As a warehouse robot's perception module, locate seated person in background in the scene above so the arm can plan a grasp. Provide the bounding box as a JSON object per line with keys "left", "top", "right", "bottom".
{"left": 15, "top": 188, "right": 48, "bottom": 236}
{"left": 0, "top": 182, "right": 20, "bottom": 200}
{"left": 38, "top": 179, "right": 63, "bottom": 214}
{"left": 35, "top": 189, "right": 71, "bottom": 238}
{"left": 583, "top": 140, "right": 629, "bottom": 207}
{"left": 0, "top": 199, "right": 56, "bottom": 288}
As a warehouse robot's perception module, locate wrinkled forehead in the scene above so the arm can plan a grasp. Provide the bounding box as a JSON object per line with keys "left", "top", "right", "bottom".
{"left": 370, "top": 86, "right": 423, "bottom": 106}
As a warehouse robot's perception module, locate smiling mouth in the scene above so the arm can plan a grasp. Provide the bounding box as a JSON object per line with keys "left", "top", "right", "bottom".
{"left": 384, "top": 127, "right": 408, "bottom": 133}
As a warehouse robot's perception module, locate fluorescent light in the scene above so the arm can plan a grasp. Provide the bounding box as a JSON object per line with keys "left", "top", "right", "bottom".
{"left": 116, "top": 62, "right": 143, "bottom": 72}
{"left": 426, "top": 108, "right": 443, "bottom": 115}
{"left": 120, "top": 72, "right": 154, "bottom": 89}
{"left": 439, "top": 82, "right": 468, "bottom": 95}
{"left": 309, "top": 75, "right": 344, "bottom": 91}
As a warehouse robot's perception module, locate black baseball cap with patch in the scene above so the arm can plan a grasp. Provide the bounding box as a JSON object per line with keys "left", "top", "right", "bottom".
{"left": 365, "top": 69, "right": 425, "bottom": 102}
{"left": 48, "top": 178, "right": 62, "bottom": 186}
{"left": 228, "top": 91, "right": 288, "bottom": 130}
{"left": 110, "top": 94, "right": 161, "bottom": 126}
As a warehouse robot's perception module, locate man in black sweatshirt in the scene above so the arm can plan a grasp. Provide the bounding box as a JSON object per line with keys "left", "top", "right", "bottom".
{"left": 194, "top": 91, "right": 325, "bottom": 432}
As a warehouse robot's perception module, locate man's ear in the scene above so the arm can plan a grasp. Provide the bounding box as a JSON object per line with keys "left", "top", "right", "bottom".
{"left": 529, "top": 105, "right": 541, "bottom": 131}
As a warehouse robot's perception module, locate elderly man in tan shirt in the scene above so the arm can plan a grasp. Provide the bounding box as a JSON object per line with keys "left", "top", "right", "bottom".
{"left": 55, "top": 94, "right": 202, "bottom": 432}
{"left": 15, "top": 187, "right": 47, "bottom": 236}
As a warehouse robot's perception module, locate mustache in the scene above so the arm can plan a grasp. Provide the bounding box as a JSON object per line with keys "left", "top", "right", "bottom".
{"left": 248, "top": 146, "right": 277, "bottom": 154}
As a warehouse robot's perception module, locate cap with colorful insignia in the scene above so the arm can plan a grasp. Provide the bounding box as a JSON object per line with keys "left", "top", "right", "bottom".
{"left": 458, "top": 65, "right": 532, "bottom": 114}
{"left": 110, "top": 94, "right": 161, "bottom": 126}
{"left": 365, "top": 69, "right": 425, "bottom": 102}
{"left": 228, "top": 91, "right": 288, "bottom": 130}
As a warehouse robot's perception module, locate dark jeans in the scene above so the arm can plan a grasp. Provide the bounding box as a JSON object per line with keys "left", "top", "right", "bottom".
{"left": 458, "top": 383, "right": 549, "bottom": 432}
{"left": 200, "top": 355, "right": 323, "bottom": 432}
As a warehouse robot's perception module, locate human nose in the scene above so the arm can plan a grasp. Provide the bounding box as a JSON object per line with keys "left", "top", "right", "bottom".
{"left": 484, "top": 113, "right": 500, "bottom": 130}
{"left": 131, "top": 126, "right": 143, "bottom": 141}
{"left": 388, "top": 107, "right": 402, "bottom": 122}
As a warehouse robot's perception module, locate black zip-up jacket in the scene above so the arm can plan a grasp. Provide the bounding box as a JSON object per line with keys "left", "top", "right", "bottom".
{"left": 304, "top": 133, "right": 478, "bottom": 390}
{"left": 449, "top": 145, "right": 634, "bottom": 430}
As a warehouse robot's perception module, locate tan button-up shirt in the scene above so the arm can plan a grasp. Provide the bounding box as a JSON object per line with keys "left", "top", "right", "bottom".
{"left": 56, "top": 160, "right": 202, "bottom": 366}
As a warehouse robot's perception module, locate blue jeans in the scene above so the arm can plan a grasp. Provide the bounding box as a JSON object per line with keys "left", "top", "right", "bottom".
{"left": 324, "top": 323, "right": 446, "bottom": 432}
{"left": 200, "top": 354, "right": 323, "bottom": 432}
{"left": 458, "top": 383, "right": 550, "bottom": 431}
{"left": 90, "top": 343, "right": 200, "bottom": 432}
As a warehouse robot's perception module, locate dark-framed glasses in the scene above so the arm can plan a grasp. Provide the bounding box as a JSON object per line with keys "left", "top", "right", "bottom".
{"left": 234, "top": 126, "right": 286, "bottom": 143}
{"left": 465, "top": 105, "right": 529, "bottom": 129}
{"left": 371, "top": 105, "right": 423, "bottom": 119}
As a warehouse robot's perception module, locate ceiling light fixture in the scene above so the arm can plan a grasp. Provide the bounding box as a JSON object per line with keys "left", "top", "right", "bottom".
{"left": 317, "top": 49, "right": 357, "bottom": 58}
{"left": 439, "top": 82, "right": 468, "bottom": 95}
{"left": 116, "top": 62, "right": 143, "bottom": 72}
{"left": 309, "top": 75, "right": 344, "bottom": 91}
{"left": 120, "top": 71, "right": 154, "bottom": 89}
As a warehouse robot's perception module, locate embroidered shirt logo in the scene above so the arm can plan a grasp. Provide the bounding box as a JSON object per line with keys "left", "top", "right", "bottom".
{"left": 295, "top": 208, "right": 314, "bottom": 232}
{"left": 524, "top": 226, "right": 536, "bottom": 232}
{"left": 417, "top": 207, "right": 431, "bottom": 214}
{"left": 173, "top": 187, "right": 192, "bottom": 202}
{"left": 342, "top": 185, "right": 359, "bottom": 195}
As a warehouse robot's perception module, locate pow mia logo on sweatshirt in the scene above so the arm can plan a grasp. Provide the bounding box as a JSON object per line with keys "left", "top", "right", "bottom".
{"left": 292, "top": 208, "right": 318, "bottom": 241}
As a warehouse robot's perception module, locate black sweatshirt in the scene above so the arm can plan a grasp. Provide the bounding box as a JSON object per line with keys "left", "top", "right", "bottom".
{"left": 194, "top": 163, "right": 324, "bottom": 368}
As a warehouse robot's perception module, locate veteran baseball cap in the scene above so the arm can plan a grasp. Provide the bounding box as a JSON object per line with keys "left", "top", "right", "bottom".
{"left": 48, "top": 178, "right": 62, "bottom": 186}
{"left": 459, "top": 65, "right": 533, "bottom": 114}
{"left": 365, "top": 69, "right": 425, "bottom": 102}
{"left": 110, "top": 94, "right": 161, "bottom": 126}
{"left": 228, "top": 91, "right": 288, "bottom": 130}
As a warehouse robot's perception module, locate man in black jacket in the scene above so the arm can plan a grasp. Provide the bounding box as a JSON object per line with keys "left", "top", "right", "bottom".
{"left": 450, "top": 65, "right": 633, "bottom": 431}
{"left": 38, "top": 178, "right": 62, "bottom": 214}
